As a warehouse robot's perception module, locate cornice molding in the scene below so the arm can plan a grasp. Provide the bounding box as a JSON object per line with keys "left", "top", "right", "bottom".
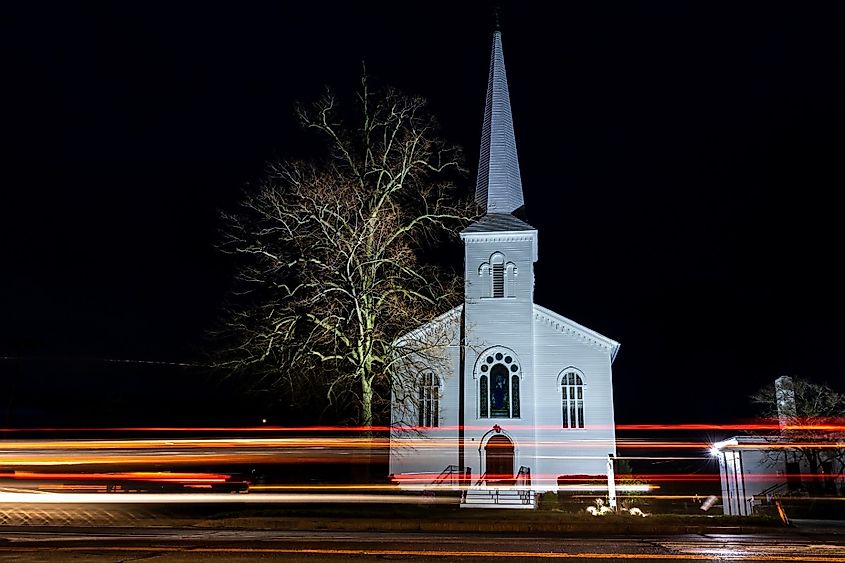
{"left": 461, "top": 232, "right": 536, "bottom": 244}
{"left": 533, "top": 305, "right": 620, "bottom": 361}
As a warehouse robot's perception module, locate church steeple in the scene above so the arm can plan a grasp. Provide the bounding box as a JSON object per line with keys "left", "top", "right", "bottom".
{"left": 475, "top": 30, "right": 524, "bottom": 215}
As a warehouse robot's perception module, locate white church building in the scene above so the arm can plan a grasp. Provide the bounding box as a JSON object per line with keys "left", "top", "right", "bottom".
{"left": 389, "top": 30, "right": 621, "bottom": 502}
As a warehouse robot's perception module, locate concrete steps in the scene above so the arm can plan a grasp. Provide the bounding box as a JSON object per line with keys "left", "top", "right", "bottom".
{"left": 460, "top": 487, "right": 537, "bottom": 509}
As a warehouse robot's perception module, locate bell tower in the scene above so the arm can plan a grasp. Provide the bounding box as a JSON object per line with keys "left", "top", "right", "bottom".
{"left": 460, "top": 29, "right": 537, "bottom": 432}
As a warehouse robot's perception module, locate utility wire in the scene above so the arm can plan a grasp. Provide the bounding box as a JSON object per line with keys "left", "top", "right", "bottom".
{"left": 0, "top": 356, "right": 209, "bottom": 368}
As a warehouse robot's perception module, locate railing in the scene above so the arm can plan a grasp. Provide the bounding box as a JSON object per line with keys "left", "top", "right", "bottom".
{"left": 515, "top": 466, "right": 531, "bottom": 487}
{"left": 756, "top": 482, "right": 789, "bottom": 502}
{"left": 431, "top": 464, "right": 460, "bottom": 487}
{"left": 472, "top": 467, "right": 530, "bottom": 488}
{"left": 463, "top": 467, "right": 535, "bottom": 506}
{"left": 515, "top": 466, "right": 533, "bottom": 505}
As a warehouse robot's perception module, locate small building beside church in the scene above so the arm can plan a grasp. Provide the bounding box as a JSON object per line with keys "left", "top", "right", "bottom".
{"left": 389, "top": 29, "right": 621, "bottom": 497}
{"left": 712, "top": 376, "right": 844, "bottom": 516}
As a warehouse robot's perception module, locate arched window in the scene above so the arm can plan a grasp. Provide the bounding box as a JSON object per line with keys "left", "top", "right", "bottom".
{"left": 418, "top": 372, "right": 440, "bottom": 428}
{"left": 479, "top": 253, "right": 517, "bottom": 299}
{"left": 560, "top": 370, "right": 584, "bottom": 429}
{"left": 477, "top": 348, "right": 521, "bottom": 418}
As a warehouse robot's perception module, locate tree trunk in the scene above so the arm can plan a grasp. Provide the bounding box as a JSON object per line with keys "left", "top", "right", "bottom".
{"left": 357, "top": 374, "right": 374, "bottom": 482}
{"left": 361, "top": 375, "right": 373, "bottom": 432}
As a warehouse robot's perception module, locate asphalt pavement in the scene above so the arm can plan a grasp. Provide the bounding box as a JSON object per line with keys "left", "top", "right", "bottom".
{"left": 1, "top": 527, "right": 844, "bottom": 562}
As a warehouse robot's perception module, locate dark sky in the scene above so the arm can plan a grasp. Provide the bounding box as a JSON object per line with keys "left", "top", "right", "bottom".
{"left": 2, "top": 2, "right": 844, "bottom": 427}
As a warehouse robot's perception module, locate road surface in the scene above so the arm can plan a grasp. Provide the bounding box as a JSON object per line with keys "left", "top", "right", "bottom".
{"left": 0, "top": 527, "right": 844, "bottom": 562}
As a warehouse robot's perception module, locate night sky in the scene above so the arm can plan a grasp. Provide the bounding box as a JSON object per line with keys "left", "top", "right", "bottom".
{"left": 2, "top": 2, "right": 844, "bottom": 428}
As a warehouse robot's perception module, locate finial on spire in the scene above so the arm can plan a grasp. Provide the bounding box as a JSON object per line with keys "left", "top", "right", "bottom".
{"left": 493, "top": 5, "right": 502, "bottom": 31}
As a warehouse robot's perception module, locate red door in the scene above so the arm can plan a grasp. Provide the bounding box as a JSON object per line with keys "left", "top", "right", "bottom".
{"left": 485, "top": 435, "right": 514, "bottom": 483}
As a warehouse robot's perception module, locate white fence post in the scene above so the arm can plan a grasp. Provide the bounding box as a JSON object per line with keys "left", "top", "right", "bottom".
{"left": 607, "top": 453, "right": 617, "bottom": 512}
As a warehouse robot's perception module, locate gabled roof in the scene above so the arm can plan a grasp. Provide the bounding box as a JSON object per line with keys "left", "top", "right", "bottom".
{"left": 461, "top": 213, "right": 535, "bottom": 234}
{"left": 393, "top": 305, "right": 462, "bottom": 347}
{"left": 533, "top": 304, "right": 621, "bottom": 363}
{"left": 475, "top": 31, "right": 524, "bottom": 215}
{"left": 713, "top": 437, "right": 773, "bottom": 450}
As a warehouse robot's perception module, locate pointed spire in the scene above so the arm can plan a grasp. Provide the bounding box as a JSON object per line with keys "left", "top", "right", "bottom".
{"left": 476, "top": 30, "right": 524, "bottom": 214}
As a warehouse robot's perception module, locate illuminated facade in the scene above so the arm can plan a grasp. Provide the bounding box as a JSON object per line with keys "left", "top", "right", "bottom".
{"left": 389, "top": 30, "right": 620, "bottom": 496}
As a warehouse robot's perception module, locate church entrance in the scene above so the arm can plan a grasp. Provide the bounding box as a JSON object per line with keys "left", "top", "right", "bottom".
{"left": 485, "top": 434, "right": 514, "bottom": 483}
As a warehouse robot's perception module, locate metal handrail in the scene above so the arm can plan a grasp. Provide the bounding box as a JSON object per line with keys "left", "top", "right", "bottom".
{"left": 757, "top": 481, "right": 786, "bottom": 495}
{"left": 756, "top": 481, "right": 789, "bottom": 499}
{"left": 515, "top": 466, "right": 533, "bottom": 505}
{"left": 474, "top": 472, "right": 488, "bottom": 487}
{"left": 432, "top": 464, "right": 460, "bottom": 487}
{"left": 515, "top": 465, "right": 531, "bottom": 487}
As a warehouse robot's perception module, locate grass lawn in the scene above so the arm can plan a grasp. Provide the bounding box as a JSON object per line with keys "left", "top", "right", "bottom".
{"left": 201, "top": 502, "right": 783, "bottom": 528}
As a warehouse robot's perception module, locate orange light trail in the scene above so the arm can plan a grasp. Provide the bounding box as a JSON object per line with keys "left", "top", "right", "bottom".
{"left": 0, "top": 435, "right": 841, "bottom": 469}
{"left": 2, "top": 471, "right": 231, "bottom": 484}
{"left": 0, "top": 437, "right": 839, "bottom": 450}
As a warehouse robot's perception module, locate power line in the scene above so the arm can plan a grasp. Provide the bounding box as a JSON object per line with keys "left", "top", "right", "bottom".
{"left": 0, "top": 356, "right": 209, "bottom": 368}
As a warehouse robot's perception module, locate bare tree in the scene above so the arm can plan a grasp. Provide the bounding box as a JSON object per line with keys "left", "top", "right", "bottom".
{"left": 751, "top": 377, "right": 845, "bottom": 494}
{"left": 214, "top": 75, "right": 475, "bottom": 428}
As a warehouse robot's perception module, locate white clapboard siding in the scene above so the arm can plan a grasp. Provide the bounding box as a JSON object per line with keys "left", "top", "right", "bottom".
{"left": 389, "top": 228, "right": 620, "bottom": 490}
{"left": 531, "top": 307, "right": 617, "bottom": 480}
{"left": 389, "top": 311, "right": 462, "bottom": 479}
{"left": 389, "top": 28, "right": 620, "bottom": 496}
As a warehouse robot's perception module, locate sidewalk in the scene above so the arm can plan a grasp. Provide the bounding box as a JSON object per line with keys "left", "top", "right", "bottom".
{"left": 791, "top": 519, "right": 845, "bottom": 535}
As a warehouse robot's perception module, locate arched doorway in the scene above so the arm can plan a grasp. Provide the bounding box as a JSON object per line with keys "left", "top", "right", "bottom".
{"left": 485, "top": 434, "right": 514, "bottom": 483}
